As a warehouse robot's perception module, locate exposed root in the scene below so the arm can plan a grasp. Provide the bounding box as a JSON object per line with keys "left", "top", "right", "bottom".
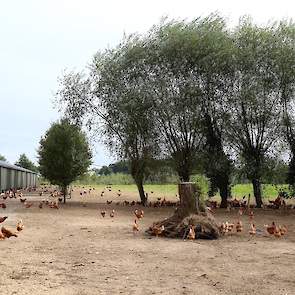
{"left": 146, "top": 212, "right": 220, "bottom": 240}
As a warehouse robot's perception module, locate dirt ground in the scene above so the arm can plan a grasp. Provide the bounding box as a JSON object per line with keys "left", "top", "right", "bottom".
{"left": 0, "top": 186, "right": 295, "bottom": 295}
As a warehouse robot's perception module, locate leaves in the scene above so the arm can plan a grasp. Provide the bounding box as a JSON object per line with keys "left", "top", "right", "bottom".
{"left": 38, "top": 120, "right": 92, "bottom": 188}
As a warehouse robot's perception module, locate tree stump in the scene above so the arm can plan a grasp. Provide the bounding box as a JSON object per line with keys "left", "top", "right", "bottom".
{"left": 146, "top": 182, "right": 220, "bottom": 239}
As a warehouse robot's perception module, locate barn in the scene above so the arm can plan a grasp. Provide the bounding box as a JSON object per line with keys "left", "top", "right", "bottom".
{"left": 0, "top": 160, "right": 37, "bottom": 191}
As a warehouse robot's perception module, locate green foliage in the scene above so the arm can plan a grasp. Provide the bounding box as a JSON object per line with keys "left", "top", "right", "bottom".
{"left": 109, "top": 161, "right": 129, "bottom": 174}
{"left": 38, "top": 120, "right": 92, "bottom": 191}
{"left": 98, "top": 166, "right": 112, "bottom": 175}
{"left": 15, "top": 154, "right": 38, "bottom": 172}
{"left": 0, "top": 154, "right": 6, "bottom": 161}
{"left": 76, "top": 173, "right": 134, "bottom": 185}
{"left": 55, "top": 15, "right": 295, "bottom": 206}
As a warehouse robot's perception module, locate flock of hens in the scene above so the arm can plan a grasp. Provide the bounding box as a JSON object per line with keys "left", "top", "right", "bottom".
{"left": 0, "top": 185, "right": 291, "bottom": 241}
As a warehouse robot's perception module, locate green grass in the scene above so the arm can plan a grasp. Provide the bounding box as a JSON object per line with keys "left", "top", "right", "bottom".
{"left": 231, "top": 183, "right": 289, "bottom": 199}
{"left": 73, "top": 182, "right": 287, "bottom": 200}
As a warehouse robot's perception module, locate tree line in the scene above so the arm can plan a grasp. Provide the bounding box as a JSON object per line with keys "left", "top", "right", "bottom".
{"left": 56, "top": 15, "right": 295, "bottom": 207}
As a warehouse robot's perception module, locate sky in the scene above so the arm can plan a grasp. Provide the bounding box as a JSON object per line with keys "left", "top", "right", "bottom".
{"left": 0, "top": 0, "right": 294, "bottom": 167}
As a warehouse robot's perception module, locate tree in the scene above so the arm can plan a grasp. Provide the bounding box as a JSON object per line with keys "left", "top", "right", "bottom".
{"left": 225, "top": 19, "right": 283, "bottom": 207}
{"left": 99, "top": 165, "right": 112, "bottom": 175}
{"left": 57, "top": 37, "right": 159, "bottom": 205}
{"left": 15, "top": 154, "right": 38, "bottom": 172}
{"left": 91, "top": 39, "right": 160, "bottom": 205}
{"left": 0, "top": 154, "right": 6, "bottom": 161}
{"left": 273, "top": 21, "right": 295, "bottom": 190}
{"left": 38, "top": 120, "right": 92, "bottom": 203}
{"left": 146, "top": 19, "right": 207, "bottom": 182}
{"left": 109, "top": 161, "right": 130, "bottom": 174}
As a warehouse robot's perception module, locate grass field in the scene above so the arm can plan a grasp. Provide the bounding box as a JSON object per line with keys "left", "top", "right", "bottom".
{"left": 73, "top": 183, "right": 289, "bottom": 200}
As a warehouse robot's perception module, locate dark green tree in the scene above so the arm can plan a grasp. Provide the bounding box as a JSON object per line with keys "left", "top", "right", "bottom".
{"left": 15, "top": 154, "right": 38, "bottom": 172}
{"left": 99, "top": 165, "right": 112, "bottom": 175}
{"left": 38, "top": 120, "right": 92, "bottom": 203}
{"left": 0, "top": 154, "right": 6, "bottom": 162}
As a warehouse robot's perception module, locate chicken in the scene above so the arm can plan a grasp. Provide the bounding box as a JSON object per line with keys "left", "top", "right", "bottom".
{"left": 134, "top": 209, "right": 144, "bottom": 219}
{"left": 101, "top": 210, "right": 106, "bottom": 218}
{"left": 238, "top": 208, "right": 244, "bottom": 216}
{"left": 106, "top": 200, "right": 112, "bottom": 205}
{"left": 1, "top": 203, "right": 7, "bottom": 209}
{"left": 0, "top": 231, "right": 5, "bottom": 240}
{"left": 49, "top": 201, "right": 59, "bottom": 209}
{"left": 20, "top": 198, "right": 26, "bottom": 203}
{"left": 274, "top": 226, "right": 281, "bottom": 238}
{"left": 187, "top": 225, "right": 195, "bottom": 240}
{"left": 249, "top": 224, "right": 256, "bottom": 236}
{"left": 279, "top": 225, "right": 287, "bottom": 236}
{"left": 151, "top": 224, "right": 165, "bottom": 237}
{"left": 265, "top": 222, "right": 276, "bottom": 235}
{"left": 206, "top": 207, "right": 214, "bottom": 214}
{"left": 39, "top": 202, "right": 43, "bottom": 209}
{"left": 110, "top": 209, "right": 115, "bottom": 218}
{"left": 0, "top": 216, "right": 8, "bottom": 223}
{"left": 1, "top": 227, "right": 17, "bottom": 238}
{"left": 219, "top": 223, "right": 227, "bottom": 235}
{"left": 24, "top": 202, "right": 33, "bottom": 208}
{"left": 236, "top": 220, "right": 243, "bottom": 232}
{"left": 16, "top": 220, "right": 24, "bottom": 232}
{"left": 133, "top": 219, "right": 139, "bottom": 233}
{"left": 226, "top": 221, "right": 234, "bottom": 232}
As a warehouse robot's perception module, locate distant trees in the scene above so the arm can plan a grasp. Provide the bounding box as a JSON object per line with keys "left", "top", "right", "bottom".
{"left": 15, "top": 154, "right": 38, "bottom": 172}
{"left": 98, "top": 161, "right": 129, "bottom": 175}
{"left": 98, "top": 166, "right": 112, "bottom": 175}
{"left": 0, "top": 154, "right": 6, "bottom": 162}
{"left": 38, "top": 120, "right": 92, "bottom": 203}
{"left": 56, "top": 15, "right": 295, "bottom": 207}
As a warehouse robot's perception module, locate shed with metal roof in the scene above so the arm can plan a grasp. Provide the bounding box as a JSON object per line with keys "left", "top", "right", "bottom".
{"left": 0, "top": 160, "right": 37, "bottom": 191}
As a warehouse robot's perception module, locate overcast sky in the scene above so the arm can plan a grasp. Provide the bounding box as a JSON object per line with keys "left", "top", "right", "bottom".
{"left": 0, "top": 0, "right": 294, "bottom": 167}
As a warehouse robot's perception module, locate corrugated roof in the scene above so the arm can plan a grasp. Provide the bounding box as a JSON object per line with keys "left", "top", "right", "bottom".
{"left": 0, "top": 160, "right": 36, "bottom": 174}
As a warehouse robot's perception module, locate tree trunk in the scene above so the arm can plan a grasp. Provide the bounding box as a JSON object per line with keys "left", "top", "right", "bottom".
{"left": 219, "top": 181, "right": 230, "bottom": 208}
{"left": 61, "top": 185, "right": 68, "bottom": 204}
{"left": 146, "top": 182, "right": 220, "bottom": 239}
{"left": 135, "top": 179, "right": 147, "bottom": 206}
{"left": 252, "top": 179, "right": 263, "bottom": 208}
{"left": 177, "top": 182, "right": 201, "bottom": 217}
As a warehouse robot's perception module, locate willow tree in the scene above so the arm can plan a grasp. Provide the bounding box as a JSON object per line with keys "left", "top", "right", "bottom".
{"left": 273, "top": 21, "right": 295, "bottom": 190}
{"left": 146, "top": 19, "right": 207, "bottom": 182}
{"left": 146, "top": 16, "right": 234, "bottom": 208}
{"left": 143, "top": 17, "right": 223, "bottom": 238}
{"left": 57, "top": 37, "right": 158, "bottom": 206}
{"left": 193, "top": 16, "right": 234, "bottom": 208}
{"left": 226, "top": 20, "right": 283, "bottom": 207}
{"left": 89, "top": 38, "right": 159, "bottom": 205}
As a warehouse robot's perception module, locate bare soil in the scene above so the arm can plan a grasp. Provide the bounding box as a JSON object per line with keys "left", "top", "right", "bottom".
{"left": 0, "top": 187, "right": 295, "bottom": 295}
